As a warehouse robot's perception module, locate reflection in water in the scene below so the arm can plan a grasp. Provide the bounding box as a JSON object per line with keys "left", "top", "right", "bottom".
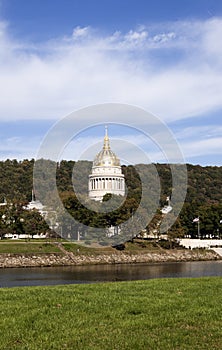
{"left": 0, "top": 260, "right": 222, "bottom": 288}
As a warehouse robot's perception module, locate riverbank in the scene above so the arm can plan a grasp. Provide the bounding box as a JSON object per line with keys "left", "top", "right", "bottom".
{"left": 0, "top": 246, "right": 220, "bottom": 268}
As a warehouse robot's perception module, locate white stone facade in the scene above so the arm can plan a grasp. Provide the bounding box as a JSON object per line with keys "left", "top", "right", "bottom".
{"left": 88, "top": 128, "right": 125, "bottom": 201}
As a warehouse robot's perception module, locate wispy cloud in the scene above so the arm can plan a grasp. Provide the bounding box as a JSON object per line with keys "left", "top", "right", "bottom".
{"left": 182, "top": 137, "right": 222, "bottom": 159}
{"left": 174, "top": 124, "right": 222, "bottom": 140}
{"left": 0, "top": 135, "right": 42, "bottom": 159}
{"left": 0, "top": 18, "right": 222, "bottom": 122}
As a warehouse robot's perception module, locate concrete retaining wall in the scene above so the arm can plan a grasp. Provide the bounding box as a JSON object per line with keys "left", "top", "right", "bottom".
{"left": 179, "top": 239, "right": 222, "bottom": 249}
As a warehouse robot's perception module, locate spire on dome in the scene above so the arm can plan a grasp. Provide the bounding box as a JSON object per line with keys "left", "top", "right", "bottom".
{"left": 92, "top": 127, "right": 120, "bottom": 166}
{"left": 103, "top": 125, "right": 110, "bottom": 150}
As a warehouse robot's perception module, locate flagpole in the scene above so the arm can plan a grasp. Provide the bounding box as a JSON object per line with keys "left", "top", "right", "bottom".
{"left": 192, "top": 217, "right": 200, "bottom": 238}
{"left": 219, "top": 220, "right": 222, "bottom": 239}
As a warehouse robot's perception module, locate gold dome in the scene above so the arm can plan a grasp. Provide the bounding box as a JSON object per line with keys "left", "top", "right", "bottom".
{"left": 93, "top": 127, "right": 120, "bottom": 167}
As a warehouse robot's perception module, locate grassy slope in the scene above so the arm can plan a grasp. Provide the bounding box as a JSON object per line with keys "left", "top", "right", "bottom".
{"left": 0, "top": 242, "right": 61, "bottom": 254}
{"left": 0, "top": 240, "right": 171, "bottom": 256}
{"left": 0, "top": 277, "right": 221, "bottom": 349}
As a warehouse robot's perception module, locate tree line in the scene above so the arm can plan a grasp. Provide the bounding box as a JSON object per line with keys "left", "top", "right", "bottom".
{"left": 0, "top": 159, "right": 222, "bottom": 240}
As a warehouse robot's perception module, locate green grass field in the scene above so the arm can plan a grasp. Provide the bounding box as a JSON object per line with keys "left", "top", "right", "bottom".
{"left": 0, "top": 241, "right": 114, "bottom": 256}
{"left": 0, "top": 239, "right": 165, "bottom": 256}
{"left": 0, "top": 277, "right": 221, "bottom": 349}
{"left": 0, "top": 242, "right": 61, "bottom": 254}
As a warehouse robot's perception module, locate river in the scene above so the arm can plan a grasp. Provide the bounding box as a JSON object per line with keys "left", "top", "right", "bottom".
{"left": 0, "top": 260, "right": 222, "bottom": 288}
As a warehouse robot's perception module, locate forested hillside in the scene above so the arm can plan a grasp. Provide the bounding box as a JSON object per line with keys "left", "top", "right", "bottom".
{"left": 0, "top": 159, "right": 222, "bottom": 239}
{"left": 1, "top": 160, "right": 222, "bottom": 203}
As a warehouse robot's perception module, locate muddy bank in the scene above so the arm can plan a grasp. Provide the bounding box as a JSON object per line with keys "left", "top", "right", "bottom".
{"left": 0, "top": 249, "right": 220, "bottom": 268}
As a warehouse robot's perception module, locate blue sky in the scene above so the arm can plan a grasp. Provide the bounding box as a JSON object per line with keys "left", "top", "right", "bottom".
{"left": 0, "top": 0, "right": 222, "bottom": 165}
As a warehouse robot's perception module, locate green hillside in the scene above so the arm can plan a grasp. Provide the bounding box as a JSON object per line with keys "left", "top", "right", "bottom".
{"left": 0, "top": 159, "right": 222, "bottom": 239}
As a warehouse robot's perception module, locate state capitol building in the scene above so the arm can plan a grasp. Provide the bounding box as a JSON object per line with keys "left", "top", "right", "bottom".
{"left": 88, "top": 127, "right": 125, "bottom": 201}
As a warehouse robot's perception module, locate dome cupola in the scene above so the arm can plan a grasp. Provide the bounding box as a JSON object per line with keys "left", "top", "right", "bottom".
{"left": 93, "top": 126, "right": 120, "bottom": 167}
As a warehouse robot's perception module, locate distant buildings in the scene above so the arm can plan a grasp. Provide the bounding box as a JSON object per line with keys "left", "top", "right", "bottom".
{"left": 0, "top": 191, "right": 55, "bottom": 239}
{"left": 26, "top": 190, "right": 47, "bottom": 218}
{"left": 161, "top": 196, "right": 172, "bottom": 214}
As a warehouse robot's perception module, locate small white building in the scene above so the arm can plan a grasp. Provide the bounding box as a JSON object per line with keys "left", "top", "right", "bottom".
{"left": 26, "top": 191, "right": 58, "bottom": 231}
{"left": 26, "top": 191, "right": 47, "bottom": 218}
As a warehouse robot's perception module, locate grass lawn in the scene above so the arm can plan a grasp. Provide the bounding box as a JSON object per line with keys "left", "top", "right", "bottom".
{"left": 0, "top": 239, "right": 212, "bottom": 258}
{"left": 0, "top": 277, "right": 221, "bottom": 349}
{"left": 0, "top": 242, "right": 61, "bottom": 254}
{"left": 0, "top": 241, "right": 114, "bottom": 255}
{"left": 62, "top": 242, "right": 114, "bottom": 255}
{"left": 62, "top": 239, "right": 168, "bottom": 255}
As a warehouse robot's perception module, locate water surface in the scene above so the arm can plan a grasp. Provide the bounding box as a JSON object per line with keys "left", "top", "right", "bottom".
{"left": 0, "top": 260, "right": 222, "bottom": 288}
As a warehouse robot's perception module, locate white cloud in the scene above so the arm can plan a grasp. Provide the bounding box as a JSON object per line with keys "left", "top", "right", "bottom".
{"left": 0, "top": 19, "right": 222, "bottom": 122}
{"left": 0, "top": 17, "right": 222, "bottom": 163}
{"left": 182, "top": 137, "right": 222, "bottom": 158}
{"left": 124, "top": 29, "right": 148, "bottom": 45}
{"left": 153, "top": 32, "right": 176, "bottom": 43}
{"left": 72, "top": 26, "right": 90, "bottom": 39}
{"left": 201, "top": 18, "right": 222, "bottom": 59}
{"left": 175, "top": 124, "right": 222, "bottom": 140}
